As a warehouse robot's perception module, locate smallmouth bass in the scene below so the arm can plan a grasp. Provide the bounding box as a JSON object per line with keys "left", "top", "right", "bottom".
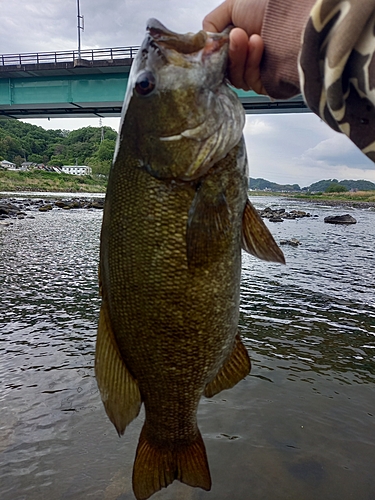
{"left": 95, "top": 19, "right": 284, "bottom": 500}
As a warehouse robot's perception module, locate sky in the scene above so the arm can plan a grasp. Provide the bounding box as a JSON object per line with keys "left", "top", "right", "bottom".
{"left": 2, "top": 0, "right": 375, "bottom": 188}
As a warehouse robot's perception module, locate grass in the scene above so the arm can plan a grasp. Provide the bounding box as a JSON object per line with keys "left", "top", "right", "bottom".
{"left": 0, "top": 170, "right": 107, "bottom": 193}
{"left": 291, "top": 190, "right": 375, "bottom": 203}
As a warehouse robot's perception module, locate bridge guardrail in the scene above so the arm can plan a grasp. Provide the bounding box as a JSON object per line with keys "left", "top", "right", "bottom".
{"left": 0, "top": 46, "right": 140, "bottom": 66}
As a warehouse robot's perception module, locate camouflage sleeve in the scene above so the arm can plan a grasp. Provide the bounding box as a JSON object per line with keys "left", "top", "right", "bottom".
{"left": 261, "top": 0, "right": 375, "bottom": 162}
{"left": 299, "top": 0, "right": 375, "bottom": 162}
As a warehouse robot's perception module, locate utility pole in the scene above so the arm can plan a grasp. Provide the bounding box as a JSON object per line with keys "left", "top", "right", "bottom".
{"left": 99, "top": 118, "right": 104, "bottom": 143}
{"left": 77, "top": 0, "right": 84, "bottom": 59}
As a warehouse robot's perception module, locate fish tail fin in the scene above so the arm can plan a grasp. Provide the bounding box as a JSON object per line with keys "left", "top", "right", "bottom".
{"left": 132, "top": 424, "right": 211, "bottom": 500}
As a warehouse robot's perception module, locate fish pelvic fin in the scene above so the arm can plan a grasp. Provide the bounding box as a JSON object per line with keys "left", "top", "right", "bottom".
{"left": 204, "top": 333, "right": 251, "bottom": 398}
{"left": 242, "top": 198, "right": 286, "bottom": 264}
{"left": 133, "top": 425, "right": 211, "bottom": 500}
{"left": 95, "top": 299, "right": 141, "bottom": 436}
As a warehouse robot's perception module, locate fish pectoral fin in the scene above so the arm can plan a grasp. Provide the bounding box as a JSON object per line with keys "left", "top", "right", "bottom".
{"left": 242, "top": 198, "right": 286, "bottom": 264}
{"left": 204, "top": 334, "right": 251, "bottom": 398}
{"left": 133, "top": 424, "right": 211, "bottom": 500}
{"left": 187, "top": 179, "right": 231, "bottom": 268}
{"left": 95, "top": 299, "right": 141, "bottom": 436}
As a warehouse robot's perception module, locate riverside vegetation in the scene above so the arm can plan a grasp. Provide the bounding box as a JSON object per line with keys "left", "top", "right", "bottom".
{"left": 1, "top": 119, "right": 375, "bottom": 198}
{"left": 0, "top": 170, "right": 107, "bottom": 193}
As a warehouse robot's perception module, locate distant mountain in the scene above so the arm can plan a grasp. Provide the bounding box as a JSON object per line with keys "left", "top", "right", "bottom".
{"left": 248, "top": 177, "right": 375, "bottom": 192}
{"left": 249, "top": 177, "right": 301, "bottom": 192}
{"left": 307, "top": 179, "right": 375, "bottom": 192}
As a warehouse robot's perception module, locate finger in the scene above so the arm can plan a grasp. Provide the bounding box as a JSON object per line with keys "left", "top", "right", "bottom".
{"left": 244, "top": 34, "right": 267, "bottom": 94}
{"left": 203, "top": 0, "right": 233, "bottom": 32}
{"left": 227, "top": 28, "right": 251, "bottom": 90}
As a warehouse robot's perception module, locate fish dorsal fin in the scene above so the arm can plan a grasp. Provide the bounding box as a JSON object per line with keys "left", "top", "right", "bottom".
{"left": 95, "top": 299, "right": 141, "bottom": 436}
{"left": 133, "top": 424, "right": 211, "bottom": 500}
{"left": 242, "top": 198, "right": 285, "bottom": 264}
{"left": 204, "top": 334, "right": 251, "bottom": 398}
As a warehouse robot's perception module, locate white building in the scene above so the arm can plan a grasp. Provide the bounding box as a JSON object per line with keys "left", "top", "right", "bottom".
{"left": 1, "top": 160, "right": 17, "bottom": 170}
{"left": 61, "top": 165, "right": 92, "bottom": 176}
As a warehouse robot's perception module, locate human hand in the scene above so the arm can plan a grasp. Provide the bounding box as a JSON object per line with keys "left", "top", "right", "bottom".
{"left": 203, "top": 0, "right": 269, "bottom": 94}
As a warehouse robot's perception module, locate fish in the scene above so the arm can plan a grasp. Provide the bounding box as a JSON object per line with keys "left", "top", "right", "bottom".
{"left": 95, "top": 18, "right": 285, "bottom": 500}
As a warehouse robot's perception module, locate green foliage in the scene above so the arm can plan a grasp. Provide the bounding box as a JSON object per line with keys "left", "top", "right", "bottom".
{"left": 97, "top": 139, "right": 115, "bottom": 161}
{"left": 249, "top": 178, "right": 301, "bottom": 191}
{"left": 325, "top": 183, "right": 349, "bottom": 193}
{"left": 308, "top": 178, "right": 375, "bottom": 191}
{"left": 0, "top": 169, "right": 107, "bottom": 193}
{"left": 0, "top": 120, "right": 117, "bottom": 176}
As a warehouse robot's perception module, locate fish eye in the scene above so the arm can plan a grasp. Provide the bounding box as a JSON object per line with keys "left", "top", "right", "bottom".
{"left": 134, "top": 71, "right": 156, "bottom": 96}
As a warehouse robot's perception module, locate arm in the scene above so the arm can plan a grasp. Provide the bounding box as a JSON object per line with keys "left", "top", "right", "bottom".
{"left": 204, "top": 0, "right": 375, "bottom": 162}
{"left": 203, "top": 0, "right": 314, "bottom": 96}
{"left": 300, "top": 1, "right": 375, "bottom": 160}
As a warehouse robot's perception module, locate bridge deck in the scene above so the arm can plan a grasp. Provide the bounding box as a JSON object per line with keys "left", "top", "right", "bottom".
{"left": 0, "top": 47, "right": 308, "bottom": 118}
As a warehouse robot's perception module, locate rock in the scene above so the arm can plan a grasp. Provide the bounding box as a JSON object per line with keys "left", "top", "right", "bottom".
{"left": 324, "top": 214, "right": 357, "bottom": 224}
{"left": 0, "top": 196, "right": 105, "bottom": 220}
{"left": 54, "top": 201, "right": 66, "bottom": 208}
{"left": 258, "top": 206, "right": 312, "bottom": 220}
{"left": 38, "top": 205, "right": 53, "bottom": 212}
{"left": 269, "top": 216, "right": 284, "bottom": 222}
{"left": 280, "top": 238, "right": 301, "bottom": 247}
{"left": 90, "top": 201, "right": 104, "bottom": 209}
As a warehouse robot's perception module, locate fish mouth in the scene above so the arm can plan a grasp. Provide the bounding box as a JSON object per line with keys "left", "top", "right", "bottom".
{"left": 146, "top": 18, "right": 229, "bottom": 56}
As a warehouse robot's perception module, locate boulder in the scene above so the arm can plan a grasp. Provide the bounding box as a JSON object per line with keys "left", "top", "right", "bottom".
{"left": 324, "top": 214, "right": 357, "bottom": 224}
{"left": 38, "top": 205, "right": 53, "bottom": 212}
{"left": 280, "top": 238, "right": 301, "bottom": 247}
{"left": 269, "top": 216, "right": 284, "bottom": 222}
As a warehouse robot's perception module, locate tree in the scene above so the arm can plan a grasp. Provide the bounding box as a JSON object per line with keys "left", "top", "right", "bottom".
{"left": 325, "top": 183, "right": 349, "bottom": 193}
{"left": 97, "top": 139, "right": 115, "bottom": 161}
{"left": 28, "top": 154, "right": 44, "bottom": 163}
{"left": 13, "top": 155, "right": 24, "bottom": 167}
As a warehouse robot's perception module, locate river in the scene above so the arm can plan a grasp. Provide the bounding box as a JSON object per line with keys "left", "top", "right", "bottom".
{"left": 0, "top": 195, "right": 374, "bottom": 500}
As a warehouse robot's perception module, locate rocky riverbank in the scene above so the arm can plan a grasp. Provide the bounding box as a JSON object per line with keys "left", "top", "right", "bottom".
{"left": 290, "top": 198, "right": 375, "bottom": 209}
{"left": 258, "top": 207, "right": 315, "bottom": 222}
{"left": 0, "top": 197, "right": 104, "bottom": 224}
{"left": 1, "top": 196, "right": 371, "bottom": 228}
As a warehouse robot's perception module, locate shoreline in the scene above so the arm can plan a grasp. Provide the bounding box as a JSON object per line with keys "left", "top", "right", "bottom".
{"left": 289, "top": 198, "right": 375, "bottom": 209}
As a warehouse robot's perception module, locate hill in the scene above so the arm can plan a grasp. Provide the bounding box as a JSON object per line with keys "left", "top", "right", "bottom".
{"left": 249, "top": 177, "right": 375, "bottom": 192}
{"left": 0, "top": 119, "right": 117, "bottom": 176}
{"left": 306, "top": 178, "right": 375, "bottom": 192}
{"left": 249, "top": 177, "right": 301, "bottom": 192}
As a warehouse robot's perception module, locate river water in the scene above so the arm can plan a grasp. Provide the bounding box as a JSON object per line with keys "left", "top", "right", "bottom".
{"left": 0, "top": 196, "right": 374, "bottom": 500}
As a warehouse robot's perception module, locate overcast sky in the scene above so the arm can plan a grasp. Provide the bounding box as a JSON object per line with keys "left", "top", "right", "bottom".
{"left": 2, "top": 0, "right": 375, "bottom": 187}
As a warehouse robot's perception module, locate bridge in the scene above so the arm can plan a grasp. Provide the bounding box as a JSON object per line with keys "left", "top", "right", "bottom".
{"left": 0, "top": 47, "right": 308, "bottom": 119}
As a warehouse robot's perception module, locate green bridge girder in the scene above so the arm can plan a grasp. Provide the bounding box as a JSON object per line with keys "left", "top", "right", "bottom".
{"left": 0, "top": 73, "right": 130, "bottom": 118}
{"left": 0, "top": 52, "right": 309, "bottom": 118}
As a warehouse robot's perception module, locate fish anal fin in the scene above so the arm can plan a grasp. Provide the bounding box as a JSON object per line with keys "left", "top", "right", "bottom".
{"left": 133, "top": 425, "right": 211, "bottom": 500}
{"left": 95, "top": 299, "right": 141, "bottom": 436}
{"left": 204, "top": 333, "right": 251, "bottom": 398}
{"left": 187, "top": 180, "right": 231, "bottom": 269}
{"left": 242, "top": 198, "right": 285, "bottom": 264}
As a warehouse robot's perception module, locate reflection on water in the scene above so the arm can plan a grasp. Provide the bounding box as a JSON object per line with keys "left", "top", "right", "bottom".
{"left": 1, "top": 197, "right": 374, "bottom": 499}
